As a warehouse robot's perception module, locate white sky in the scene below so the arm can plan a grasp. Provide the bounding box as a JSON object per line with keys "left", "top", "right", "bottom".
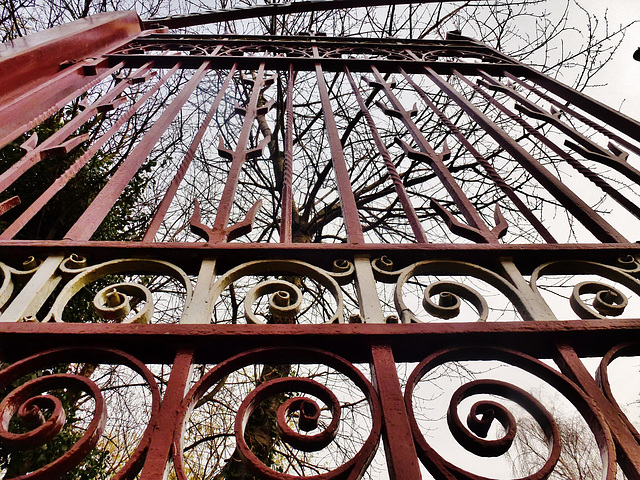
{"left": 572, "top": 1, "right": 640, "bottom": 115}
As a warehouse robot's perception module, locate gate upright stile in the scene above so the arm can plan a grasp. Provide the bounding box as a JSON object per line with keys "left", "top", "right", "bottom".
{"left": 1, "top": 4, "right": 640, "bottom": 479}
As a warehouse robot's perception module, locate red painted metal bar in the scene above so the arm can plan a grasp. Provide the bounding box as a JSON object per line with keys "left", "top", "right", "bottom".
{"left": 314, "top": 53, "right": 365, "bottom": 243}
{"left": 503, "top": 72, "right": 640, "bottom": 158}
{"left": 0, "top": 61, "right": 125, "bottom": 194}
{"left": 280, "top": 64, "right": 295, "bottom": 244}
{"left": 517, "top": 64, "right": 640, "bottom": 144}
{"left": 139, "top": 348, "right": 194, "bottom": 479}
{"left": 371, "top": 344, "right": 423, "bottom": 479}
{"left": 143, "top": 65, "right": 237, "bottom": 242}
{"left": 2, "top": 319, "right": 640, "bottom": 364}
{"left": 553, "top": 343, "right": 640, "bottom": 480}
{"left": 0, "top": 11, "right": 141, "bottom": 147}
{"left": 0, "top": 60, "right": 124, "bottom": 150}
{"left": 345, "top": 66, "right": 429, "bottom": 243}
{"left": 400, "top": 68, "right": 557, "bottom": 243}
{"left": 425, "top": 66, "right": 627, "bottom": 244}
{"left": 65, "top": 61, "right": 210, "bottom": 241}
{"left": 370, "top": 65, "right": 497, "bottom": 243}
{"left": 209, "top": 64, "right": 266, "bottom": 243}
{"left": 464, "top": 70, "right": 640, "bottom": 221}
{"left": 0, "top": 63, "right": 173, "bottom": 240}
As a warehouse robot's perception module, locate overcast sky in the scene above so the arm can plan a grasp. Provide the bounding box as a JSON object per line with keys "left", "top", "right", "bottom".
{"left": 572, "top": 0, "right": 640, "bottom": 116}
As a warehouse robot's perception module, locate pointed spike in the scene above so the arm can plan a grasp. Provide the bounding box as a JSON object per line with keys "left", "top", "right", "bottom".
{"left": 0, "top": 196, "right": 20, "bottom": 217}
{"left": 408, "top": 103, "right": 418, "bottom": 117}
{"left": 240, "top": 73, "right": 255, "bottom": 86}
{"left": 608, "top": 142, "right": 629, "bottom": 162}
{"left": 376, "top": 100, "right": 403, "bottom": 119}
{"left": 189, "top": 199, "right": 214, "bottom": 243}
{"left": 263, "top": 74, "right": 277, "bottom": 88}
{"left": 492, "top": 203, "right": 509, "bottom": 239}
{"left": 394, "top": 137, "right": 431, "bottom": 162}
{"left": 247, "top": 135, "right": 271, "bottom": 159}
{"left": 430, "top": 199, "right": 489, "bottom": 243}
{"left": 41, "top": 133, "right": 90, "bottom": 159}
{"left": 226, "top": 199, "right": 263, "bottom": 241}
{"left": 361, "top": 75, "right": 375, "bottom": 87}
{"left": 96, "top": 96, "right": 127, "bottom": 113}
{"left": 514, "top": 102, "right": 548, "bottom": 121}
{"left": 440, "top": 140, "right": 451, "bottom": 161}
{"left": 218, "top": 136, "right": 234, "bottom": 160}
{"left": 20, "top": 132, "right": 38, "bottom": 152}
{"left": 234, "top": 101, "right": 247, "bottom": 116}
{"left": 256, "top": 98, "right": 275, "bottom": 116}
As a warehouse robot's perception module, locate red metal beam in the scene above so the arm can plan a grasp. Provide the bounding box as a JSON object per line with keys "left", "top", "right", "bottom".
{"left": 0, "top": 12, "right": 141, "bottom": 145}
{"left": 1, "top": 320, "right": 640, "bottom": 364}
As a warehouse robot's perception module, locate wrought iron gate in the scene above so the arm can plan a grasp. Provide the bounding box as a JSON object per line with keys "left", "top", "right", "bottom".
{"left": 1, "top": 6, "right": 640, "bottom": 479}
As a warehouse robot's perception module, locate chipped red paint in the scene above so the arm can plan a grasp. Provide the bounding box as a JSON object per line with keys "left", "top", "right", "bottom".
{"left": 1, "top": 10, "right": 640, "bottom": 480}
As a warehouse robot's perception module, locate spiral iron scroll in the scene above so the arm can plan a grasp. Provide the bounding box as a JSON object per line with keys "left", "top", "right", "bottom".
{"left": 0, "top": 347, "right": 160, "bottom": 479}
{"left": 405, "top": 347, "right": 617, "bottom": 480}
{"left": 46, "top": 258, "right": 192, "bottom": 323}
{"left": 173, "top": 348, "right": 382, "bottom": 480}
{"left": 209, "top": 260, "right": 346, "bottom": 324}
{"left": 393, "top": 260, "right": 526, "bottom": 323}
{"left": 531, "top": 259, "right": 640, "bottom": 320}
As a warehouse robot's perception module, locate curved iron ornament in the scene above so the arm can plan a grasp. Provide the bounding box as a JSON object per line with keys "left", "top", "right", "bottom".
{"left": 46, "top": 258, "right": 192, "bottom": 323}
{"left": 173, "top": 347, "right": 382, "bottom": 480}
{"left": 393, "top": 260, "right": 525, "bottom": 323}
{"left": 404, "top": 346, "right": 617, "bottom": 480}
{"left": 597, "top": 342, "right": 640, "bottom": 444}
{"left": 208, "top": 260, "right": 346, "bottom": 324}
{"left": 530, "top": 258, "right": 640, "bottom": 320}
{"left": 0, "top": 347, "right": 161, "bottom": 479}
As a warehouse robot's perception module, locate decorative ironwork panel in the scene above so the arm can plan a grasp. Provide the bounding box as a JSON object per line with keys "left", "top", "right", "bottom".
{"left": 0, "top": 7, "right": 639, "bottom": 480}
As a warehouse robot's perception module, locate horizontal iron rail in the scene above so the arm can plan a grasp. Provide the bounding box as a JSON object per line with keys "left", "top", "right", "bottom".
{"left": 106, "top": 54, "right": 519, "bottom": 74}
{"left": 0, "top": 242, "right": 636, "bottom": 275}
{"left": 124, "top": 34, "right": 507, "bottom": 53}
{"left": 1, "top": 320, "right": 640, "bottom": 364}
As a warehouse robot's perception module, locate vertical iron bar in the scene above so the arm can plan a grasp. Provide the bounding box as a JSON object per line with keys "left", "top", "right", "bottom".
{"left": 516, "top": 64, "right": 640, "bottom": 143}
{"left": 65, "top": 61, "right": 209, "bottom": 241}
{"left": 345, "top": 66, "right": 429, "bottom": 243}
{"left": 424, "top": 66, "right": 627, "bottom": 243}
{"left": 140, "top": 349, "right": 194, "bottom": 479}
{"left": 0, "top": 61, "right": 127, "bottom": 193}
{"left": 314, "top": 47, "right": 364, "bottom": 243}
{"left": 476, "top": 71, "right": 640, "bottom": 185}
{"left": 143, "top": 65, "right": 237, "bottom": 241}
{"left": 371, "top": 344, "right": 422, "bottom": 479}
{"left": 280, "top": 64, "right": 295, "bottom": 244}
{"left": 209, "top": 63, "right": 266, "bottom": 243}
{"left": 0, "top": 60, "right": 128, "bottom": 150}
{"left": 400, "top": 68, "right": 556, "bottom": 243}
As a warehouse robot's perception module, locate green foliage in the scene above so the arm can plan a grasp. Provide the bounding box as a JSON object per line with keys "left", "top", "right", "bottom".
{"left": 0, "top": 368, "right": 110, "bottom": 480}
{"left": 0, "top": 100, "right": 154, "bottom": 241}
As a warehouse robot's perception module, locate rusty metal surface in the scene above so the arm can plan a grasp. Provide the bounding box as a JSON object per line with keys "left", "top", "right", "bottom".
{"left": 1, "top": 10, "right": 640, "bottom": 480}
